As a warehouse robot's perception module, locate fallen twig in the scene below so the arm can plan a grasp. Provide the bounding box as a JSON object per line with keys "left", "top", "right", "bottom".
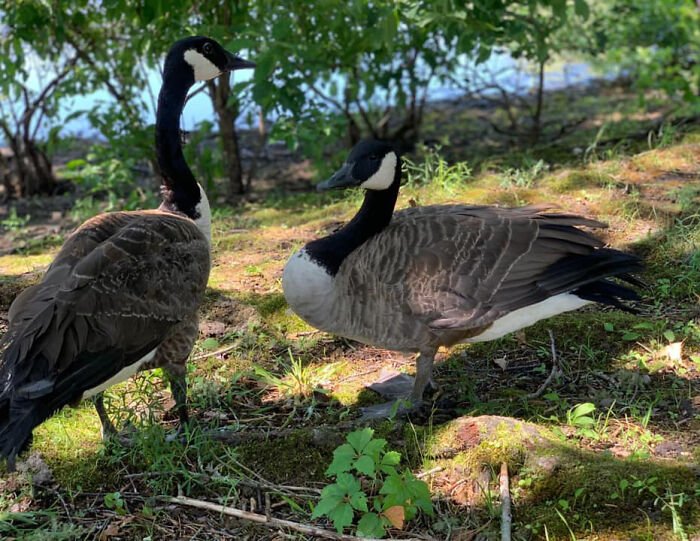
{"left": 162, "top": 495, "right": 429, "bottom": 540}
{"left": 191, "top": 341, "right": 241, "bottom": 362}
{"left": 500, "top": 462, "right": 511, "bottom": 541}
{"left": 526, "top": 330, "right": 560, "bottom": 399}
{"left": 416, "top": 466, "right": 444, "bottom": 479}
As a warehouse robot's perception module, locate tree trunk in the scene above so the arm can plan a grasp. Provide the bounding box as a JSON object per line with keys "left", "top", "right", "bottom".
{"left": 21, "top": 138, "right": 56, "bottom": 196}
{"left": 208, "top": 76, "right": 244, "bottom": 198}
{"left": 530, "top": 59, "right": 546, "bottom": 145}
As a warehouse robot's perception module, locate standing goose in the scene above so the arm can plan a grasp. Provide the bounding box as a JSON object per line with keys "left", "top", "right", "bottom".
{"left": 283, "top": 139, "right": 643, "bottom": 418}
{"left": 0, "top": 37, "right": 254, "bottom": 469}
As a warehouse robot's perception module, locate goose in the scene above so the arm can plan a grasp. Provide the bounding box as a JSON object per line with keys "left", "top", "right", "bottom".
{"left": 0, "top": 36, "right": 255, "bottom": 470}
{"left": 282, "top": 139, "right": 643, "bottom": 418}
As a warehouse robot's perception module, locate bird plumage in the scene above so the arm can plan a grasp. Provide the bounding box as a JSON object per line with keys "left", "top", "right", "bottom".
{"left": 283, "top": 139, "right": 643, "bottom": 417}
{"left": 0, "top": 36, "right": 254, "bottom": 468}
{"left": 0, "top": 211, "right": 209, "bottom": 463}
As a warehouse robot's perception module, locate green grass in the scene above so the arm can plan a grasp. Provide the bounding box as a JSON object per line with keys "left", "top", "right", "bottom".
{"left": 1, "top": 106, "right": 699, "bottom": 539}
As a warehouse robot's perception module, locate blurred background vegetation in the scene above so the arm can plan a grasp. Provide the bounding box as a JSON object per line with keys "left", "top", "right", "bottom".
{"left": 0, "top": 0, "right": 697, "bottom": 207}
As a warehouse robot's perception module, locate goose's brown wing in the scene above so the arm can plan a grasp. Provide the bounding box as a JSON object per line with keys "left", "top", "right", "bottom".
{"left": 348, "top": 205, "right": 637, "bottom": 331}
{"left": 1, "top": 209, "right": 209, "bottom": 415}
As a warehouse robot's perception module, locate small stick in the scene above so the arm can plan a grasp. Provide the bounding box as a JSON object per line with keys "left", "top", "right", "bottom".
{"left": 500, "top": 462, "right": 512, "bottom": 541}
{"left": 416, "top": 466, "right": 444, "bottom": 479}
{"left": 526, "top": 330, "right": 560, "bottom": 399}
{"left": 161, "top": 495, "right": 429, "bottom": 540}
{"left": 191, "top": 342, "right": 240, "bottom": 362}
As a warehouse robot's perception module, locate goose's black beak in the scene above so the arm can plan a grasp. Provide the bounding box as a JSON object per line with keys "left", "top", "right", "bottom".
{"left": 317, "top": 162, "right": 357, "bottom": 191}
{"left": 225, "top": 51, "right": 256, "bottom": 71}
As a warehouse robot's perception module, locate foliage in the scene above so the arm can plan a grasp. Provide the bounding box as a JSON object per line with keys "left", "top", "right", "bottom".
{"left": 312, "top": 428, "right": 433, "bottom": 537}
{"left": 61, "top": 150, "right": 158, "bottom": 221}
{"left": 0, "top": 207, "right": 31, "bottom": 231}
{"left": 403, "top": 144, "right": 472, "bottom": 191}
{"left": 249, "top": 0, "right": 590, "bottom": 164}
{"left": 587, "top": 0, "right": 700, "bottom": 105}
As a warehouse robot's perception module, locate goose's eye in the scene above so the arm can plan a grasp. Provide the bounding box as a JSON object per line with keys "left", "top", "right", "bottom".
{"left": 369, "top": 154, "right": 379, "bottom": 161}
{"left": 203, "top": 42, "right": 213, "bottom": 55}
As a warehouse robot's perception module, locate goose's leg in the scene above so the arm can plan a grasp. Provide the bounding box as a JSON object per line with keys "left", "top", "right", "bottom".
{"left": 411, "top": 350, "right": 437, "bottom": 402}
{"left": 361, "top": 349, "right": 437, "bottom": 420}
{"left": 166, "top": 367, "right": 189, "bottom": 427}
{"left": 92, "top": 393, "right": 117, "bottom": 440}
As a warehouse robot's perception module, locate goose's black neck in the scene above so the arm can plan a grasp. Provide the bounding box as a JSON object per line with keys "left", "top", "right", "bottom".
{"left": 306, "top": 164, "right": 401, "bottom": 275}
{"left": 156, "top": 66, "right": 200, "bottom": 219}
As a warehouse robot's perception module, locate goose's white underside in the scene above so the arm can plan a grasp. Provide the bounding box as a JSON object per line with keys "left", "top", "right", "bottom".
{"left": 82, "top": 348, "right": 157, "bottom": 399}
{"left": 464, "top": 293, "right": 591, "bottom": 343}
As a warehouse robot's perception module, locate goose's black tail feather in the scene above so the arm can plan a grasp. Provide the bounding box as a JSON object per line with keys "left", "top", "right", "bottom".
{"left": 555, "top": 248, "right": 646, "bottom": 312}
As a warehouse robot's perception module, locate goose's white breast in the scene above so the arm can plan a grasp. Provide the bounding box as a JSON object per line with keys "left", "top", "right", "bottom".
{"left": 282, "top": 249, "right": 336, "bottom": 329}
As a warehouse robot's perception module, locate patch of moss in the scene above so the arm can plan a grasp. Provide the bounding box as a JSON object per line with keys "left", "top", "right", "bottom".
{"left": 236, "top": 430, "right": 330, "bottom": 485}
{"left": 547, "top": 170, "right": 616, "bottom": 194}
{"left": 516, "top": 444, "right": 700, "bottom": 538}
{"left": 428, "top": 416, "right": 550, "bottom": 477}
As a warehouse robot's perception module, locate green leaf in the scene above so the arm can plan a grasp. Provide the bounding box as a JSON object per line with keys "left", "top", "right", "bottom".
{"left": 349, "top": 491, "right": 369, "bottom": 512}
{"left": 320, "top": 482, "right": 346, "bottom": 500}
{"left": 326, "top": 444, "right": 355, "bottom": 476}
{"left": 363, "top": 438, "right": 387, "bottom": 459}
{"left": 571, "top": 402, "right": 596, "bottom": 418}
{"left": 551, "top": 0, "right": 567, "bottom": 18}
{"left": 574, "top": 0, "right": 590, "bottom": 20}
{"left": 603, "top": 322, "right": 614, "bottom": 332}
{"left": 347, "top": 428, "right": 374, "bottom": 453}
{"left": 573, "top": 417, "right": 596, "bottom": 428}
{"left": 663, "top": 330, "right": 675, "bottom": 342}
{"left": 329, "top": 502, "right": 354, "bottom": 533}
{"left": 311, "top": 495, "right": 342, "bottom": 519}
{"left": 381, "top": 451, "right": 401, "bottom": 466}
{"left": 354, "top": 455, "right": 376, "bottom": 477}
{"left": 335, "top": 473, "right": 362, "bottom": 495}
{"left": 379, "top": 474, "right": 408, "bottom": 499}
{"left": 357, "top": 512, "right": 386, "bottom": 538}
{"left": 633, "top": 322, "right": 655, "bottom": 330}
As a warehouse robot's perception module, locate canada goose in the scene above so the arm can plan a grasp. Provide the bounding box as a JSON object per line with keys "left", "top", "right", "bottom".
{"left": 0, "top": 36, "right": 255, "bottom": 469}
{"left": 283, "top": 139, "right": 643, "bottom": 418}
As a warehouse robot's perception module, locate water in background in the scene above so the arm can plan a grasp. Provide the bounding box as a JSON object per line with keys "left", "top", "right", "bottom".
{"left": 2, "top": 52, "right": 604, "bottom": 145}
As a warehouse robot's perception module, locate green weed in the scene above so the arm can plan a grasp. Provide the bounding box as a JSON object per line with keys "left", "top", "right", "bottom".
{"left": 312, "top": 428, "right": 433, "bottom": 537}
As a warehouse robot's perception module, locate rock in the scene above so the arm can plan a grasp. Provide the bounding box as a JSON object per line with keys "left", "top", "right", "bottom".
{"left": 429, "top": 415, "right": 548, "bottom": 458}
{"left": 16, "top": 452, "right": 53, "bottom": 485}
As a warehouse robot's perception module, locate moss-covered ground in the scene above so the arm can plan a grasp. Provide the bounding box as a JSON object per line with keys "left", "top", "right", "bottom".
{"left": 0, "top": 86, "right": 698, "bottom": 540}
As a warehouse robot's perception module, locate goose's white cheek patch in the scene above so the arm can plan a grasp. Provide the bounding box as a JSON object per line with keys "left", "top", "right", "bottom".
{"left": 360, "top": 152, "right": 397, "bottom": 190}
{"left": 184, "top": 49, "right": 221, "bottom": 81}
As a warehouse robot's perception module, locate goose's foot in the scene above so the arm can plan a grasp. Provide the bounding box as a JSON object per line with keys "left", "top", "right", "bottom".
{"left": 165, "top": 422, "right": 193, "bottom": 443}
{"left": 366, "top": 371, "right": 416, "bottom": 399}
{"left": 360, "top": 397, "right": 422, "bottom": 420}
{"left": 365, "top": 370, "right": 439, "bottom": 400}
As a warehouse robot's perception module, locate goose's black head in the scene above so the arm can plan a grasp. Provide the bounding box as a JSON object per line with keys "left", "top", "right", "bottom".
{"left": 164, "top": 36, "right": 256, "bottom": 83}
{"left": 317, "top": 139, "right": 400, "bottom": 192}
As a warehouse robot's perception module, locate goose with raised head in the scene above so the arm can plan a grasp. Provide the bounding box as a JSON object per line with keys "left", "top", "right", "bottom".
{"left": 0, "top": 36, "right": 255, "bottom": 469}
{"left": 283, "top": 139, "right": 643, "bottom": 418}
